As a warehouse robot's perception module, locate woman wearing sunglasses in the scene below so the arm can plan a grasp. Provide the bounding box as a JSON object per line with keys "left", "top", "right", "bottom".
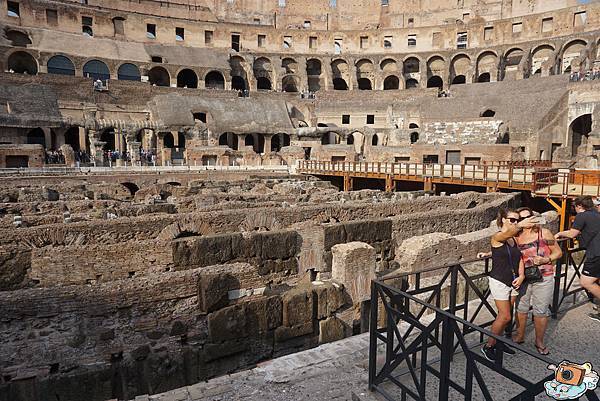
{"left": 481, "top": 209, "right": 534, "bottom": 362}
{"left": 512, "top": 207, "right": 562, "bottom": 355}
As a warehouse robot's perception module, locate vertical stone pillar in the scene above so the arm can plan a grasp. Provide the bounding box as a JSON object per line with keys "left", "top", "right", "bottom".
{"left": 348, "top": 57, "right": 358, "bottom": 90}
{"left": 127, "top": 140, "right": 141, "bottom": 164}
{"left": 298, "top": 58, "right": 308, "bottom": 92}
{"left": 42, "top": 127, "right": 52, "bottom": 150}
{"left": 272, "top": 57, "right": 280, "bottom": 92}
{"left": 331, "top": 242, "right": 376, "bottom": 303}
{"left": 323, "top": 58, "right": 333, "bottom": 91}
{"left": 78, "top": 127, "right": 87, "bottom": 152}
{"left": 263, "top": 135, "right": 272, "bottom": 155}
{"left": 420, "top": 58, "right": 428, "bottom": 89}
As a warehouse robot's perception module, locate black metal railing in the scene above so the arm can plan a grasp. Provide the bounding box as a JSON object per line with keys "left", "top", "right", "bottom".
{"left": 552, "top": 241, "right": 591, "bottom": 317}
{"left": 369, "top": 279, "right": 599, "bottom": 401}
{"left": 369, "top": 249, "right": 597, "bottom": 401}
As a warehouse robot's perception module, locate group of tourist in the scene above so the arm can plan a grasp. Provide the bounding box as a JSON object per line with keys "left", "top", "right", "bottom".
{"left": 569, "top": 68, "right": 600, "bottom": 82}
{"left": 139, "top": 148, "right": 157, "bottom": 165}
{"left": 45, "top": 149, "right": 65, "bottom": 164}
{"left": 480, "top": 196, "right": 600, "bottom": 362}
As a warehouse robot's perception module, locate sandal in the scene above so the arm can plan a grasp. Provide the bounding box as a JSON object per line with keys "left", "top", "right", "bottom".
{"left": 536, "top": 345, "right": 550, "bottom": 355}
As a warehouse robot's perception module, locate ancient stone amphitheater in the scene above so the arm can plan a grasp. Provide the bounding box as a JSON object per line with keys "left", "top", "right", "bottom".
{"left": 1, "top": 1, "right": 600, "bottom": 401}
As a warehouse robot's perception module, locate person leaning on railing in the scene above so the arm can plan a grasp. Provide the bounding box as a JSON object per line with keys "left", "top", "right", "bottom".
{"left": 555, "top": 196, "right": 600, "bottom": 323}
{"left": 479, "top": 209, "right": 538, "bottom": 362}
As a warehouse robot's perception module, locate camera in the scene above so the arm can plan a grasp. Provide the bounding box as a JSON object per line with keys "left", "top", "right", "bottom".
{"left": 556, "top": 362, "right": 586, "bottom": 386}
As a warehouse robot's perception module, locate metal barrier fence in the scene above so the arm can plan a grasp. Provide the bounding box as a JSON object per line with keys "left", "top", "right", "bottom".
{"left": 0, "top": 165, "right": 291, "bottom": 175}
{"left": 369, "top": 246, "right": 597, "bottom": 401}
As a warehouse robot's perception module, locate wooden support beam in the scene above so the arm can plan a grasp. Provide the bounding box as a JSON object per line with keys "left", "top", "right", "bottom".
{"left": 343, "top": 174, "right": 353, "bottom": 192}
{"left": 546, "top": 197, "right": 568, "bottom": 232}
{"left": 385, "top": 175, "right": 394, "bottom": 192}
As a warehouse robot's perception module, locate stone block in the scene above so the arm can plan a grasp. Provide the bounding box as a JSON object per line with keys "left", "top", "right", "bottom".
{"left": 198, "top": 273, "right": 238, "bottom": 314}
{"left": 261, "top": 231, "right": 300, "bottom": 260}
{"left": 274, "top": 322, "right": 313, "bottom": 342}
{"left": 313, "top": 282, "right": 346, "bottom": 319}
{"left": 203, "top": 339, "right": 250, "bottom": 362}
{"left": 282, "top": 288, "right": 314, "bottom": 327}
{"left": 331, "top": 242, "right": 376, "bottom": 304}
{"left": 319, "top": 317, "right": 347, "bottom": 344}
{"left": 246, "top": 295, "right": 282, "bottom": 333}
{"left": 207, "top": 303, "right": 248, "bottom": 342}
{"left": 258, "top": 258, "right": 298, "bottom": 276}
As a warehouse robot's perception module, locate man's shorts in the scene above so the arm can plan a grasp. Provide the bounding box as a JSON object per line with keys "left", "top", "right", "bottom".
{"left": 582, "top": 256, "right": 600, "bottom": 278}
{"left": 489, "top": 277, "right": 519, "bottom": 301}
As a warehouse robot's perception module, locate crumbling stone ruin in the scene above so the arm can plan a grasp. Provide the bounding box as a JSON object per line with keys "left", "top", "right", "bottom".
{"left": 0, "top": 169, "right": 519, "bottom": 401}
{"left": 0, "top": 1, "right": 600, "bottom": 168}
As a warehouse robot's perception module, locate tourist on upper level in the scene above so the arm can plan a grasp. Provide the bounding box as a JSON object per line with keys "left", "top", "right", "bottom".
{"left": 481, "top": 209, "right": 535, "bottom": 362}
{"left": 512, "top": 207, "right": 562, "bottom": 355}
{"left": 556, "top": 196, "right": 600, "bottom": 322}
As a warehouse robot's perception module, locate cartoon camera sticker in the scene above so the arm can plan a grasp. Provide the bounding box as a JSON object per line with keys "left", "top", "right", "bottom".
{"left": 544, "top": 361, "right": 599, "bottom": 400}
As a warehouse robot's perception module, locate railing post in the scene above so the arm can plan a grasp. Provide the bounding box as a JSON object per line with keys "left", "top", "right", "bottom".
{"left": 368, "top": 280, "right": 378, "bottom": 389}
{"left": 438, "top": 314, "right": 453, "bottom": 401}
{"left": 552, "top": 242, "right": 566, "bottom": 319}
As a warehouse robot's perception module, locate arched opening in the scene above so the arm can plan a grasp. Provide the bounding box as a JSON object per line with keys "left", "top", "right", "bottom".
{"left": 231, "top": 76, "right": 246, "bottom": 91}
{"left": 271, "top": 133, "right": 291, "bottom": 152}
{"left": 403, "top": 57, "right": 420, "bottom": 74}
{"left": 477, "top": 72, "right": 490, "bottom": 82}
{"left": 83, "top": 60, "right": 110, "bottom": 81}
{"left": 358, "top": 78, "right": 372, "bottom": 90}
{"left": 321, "top": 132, "right": 340, "bottom": 145}
{"left": 570, "top": 114, "right": 592, "bottom": 156}
{"left": 219, "top": 132, "right": 238, "bottom": 150}
{"left": 245, "top": 135, "right": 254, "bottom": 147}
{"left": 282, "top": 76, "right": 299, "bottom": 92}
{"left": 409, "top": 123, "right": 419, "bottom": 129}
{"left": 244, "top": 134, "right": 264, "bottom": 153}
{"left": 333, "top": 78, "right": 348, "bottom": 90}
{"left": 481, "top": 109, "right": 496, "bottom": 117}
{"left": 7, "top": 51, "right": 38, "bottom": 75}
{"left": 163, "top": 132, "right": 175, "bottom": 148}
{"left": 307, "top": 59, "right": 322, "bottom": 92}
{"left": 257, "top": 77, "right": 272, "bottom": 90}
{"left": 405, "top": 78, "right": 419, "bottom": 89}
{"left": 177, "top": 69, "right": 198, "bottom": 88}
{"left": 64, "top": 127, "right": 81, "bottom": 151}
{"left": 347, "top": 134, "right": 354, "bottom": 145}
{"left": 166, "top": 182, "right": 182, "bottom": 187}
{"left": 100, "top": 128, "right": 116, "bottom": 151}
{"left": 117, "top": 63, "right": 141, "bottom": 81}
{"left": 410, "top": 132, "right": 419, "bottom": 144}
{"left": 383, "top": 75, "right": 399, "bottom": 90}
{"left": 426, "top": 75, "right": 443, "bottom": 89}
{"left": 451, "top": 75, "right": 466, "bottom": 85}
{"left": 6, "top": 31, "right": 32, "bottom": 47}
{"left": 148, "top": 66, "right": 170, "bottom": 86}
{"left": 205, "top": 71, "right": 225, "bottom": 89}
{"left": 121, "top": 182, "right": 139, "bottom": 197}
{"left": 47, "top": 55, "right": 75, "bottom": 76}
{"left": 499, "top": 132, "right": 510, "bottom": 144}
{"left": 372, "top": 134, "right": 379, "bottom": 146}
{"left": 561, "top": 40, "right": 587, "bottom": 74}
{"left": 26, "top": 128, "right": 46, "bottom": 147}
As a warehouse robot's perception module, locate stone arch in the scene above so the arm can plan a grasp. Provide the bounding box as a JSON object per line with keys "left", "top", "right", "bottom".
{"left": 232, "top": 76, "right": 247, "bottom": 91}
{"left": 240, "top": 212, "right": 281, "bottom": 232}
{"left": 307, "top": 58, "right": 322, "bottom": 92}
{"left": 481, "top": 109, "right": 496, "bottom": 117}
{"left": 372, "top": 134, "right": 379, "bottom": 146}
{"left": 427, "top": 75, "right": 443, "bottom": 89}
{"left": 410, "top": 132, "right": 419, "bottom": 144}
{"left": 148, "top": 66, "right": 170, "bottom": 86}
{"left": 531, "top": 44, "right": 555, "bottom": 76}
{"left": 427, "top": 55, "right": 446, "bottom": 78}
{"left": 257, "top": 77, "right": 272, "bottom": 90}
{"left": 452, "top": 75, "right": 466, "bottom": 85}
{"left": 177, "top": 68, "right": 198, "bottom": 88}
{"left": 383, "top": 75, "right": 400, "bottom": 90}
{"left": 503, "top": 48, "right": 524, "bottom": 79}
{"left": 380, "top": 58, "right": 398, "bottom": 73}
{"left": 561, "top": 39, "right": 587, "bottom": 73}
{"left": 405, "top": 78, "right": 419, "bottom": 89}
{"left": 117, "top": 63, "right": 141, "bottom": 81}
{"left": 7, "top": 51, "right": 38, "bottom": 75}
{"left": 64, "top": 126, "right": 82, "bottom": 151}
{"left": 162, "top": 132, "right": 175, "bottom": 149}
{"left": 47, "top": 55, "right": 75, "bottom": 76}
{"left": 570, "top": 114, "right": 592, "bottom": 156}
{"left": 271, "top": 133, "right": 291, "bottom": 152}
{"left": 476, "top": 51, "right": 497, "bottom": 81}
{"left": 218, "top": 132, "right": 238, "bottom": 150}
{"left": 358, "top": 78, "right": 372, "bottom": 90}
{"left": 245, "top": 134, "right": 265, "bottom": 153}
{"left": 83, "top": 59, "right": 109, "bottom": 81}
{"left": 403, "top": 57, "right": 420, "bottom": 74}
{"left": 356, "top": 58, "right": 374, "bottom": 89}
{"left": 409, "top": 123, "right": 419, "bottom": 129}
{"left": 282, "top": 75, "right": 299, "bottom": 92}
{"left": 321, "top": 132, "right": 341, "bottom": 145}
{"left": 349, "top": 131, "right": 365, "bottom": 153}
{"left": 26, "top": 128, "right": 46, "bottom": 147}
{"left": 205, "top": 71, "right": 225, "bottom": 89}
{"left": 6, "top": 30, "right": 32, "bottom": 47}
{"left": 230, "top": 55, "right": 248, "bottom": 90}
{"left": 333, "top": 77, "right": 348, "bottom": 90}
{"left": 158, "top": 219, "right": 213, "bottom": 240}
{"left": 282, "top": 58, "right": 298, "bottom": 75}
{"left": 120, "top": 182, "right": 139, "bottom": 197}
{"left": 450, "top": 54, "right": 471, "bottom": 83}
{"left": 331, "top": 59, "right": 350, "bottom": 88}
